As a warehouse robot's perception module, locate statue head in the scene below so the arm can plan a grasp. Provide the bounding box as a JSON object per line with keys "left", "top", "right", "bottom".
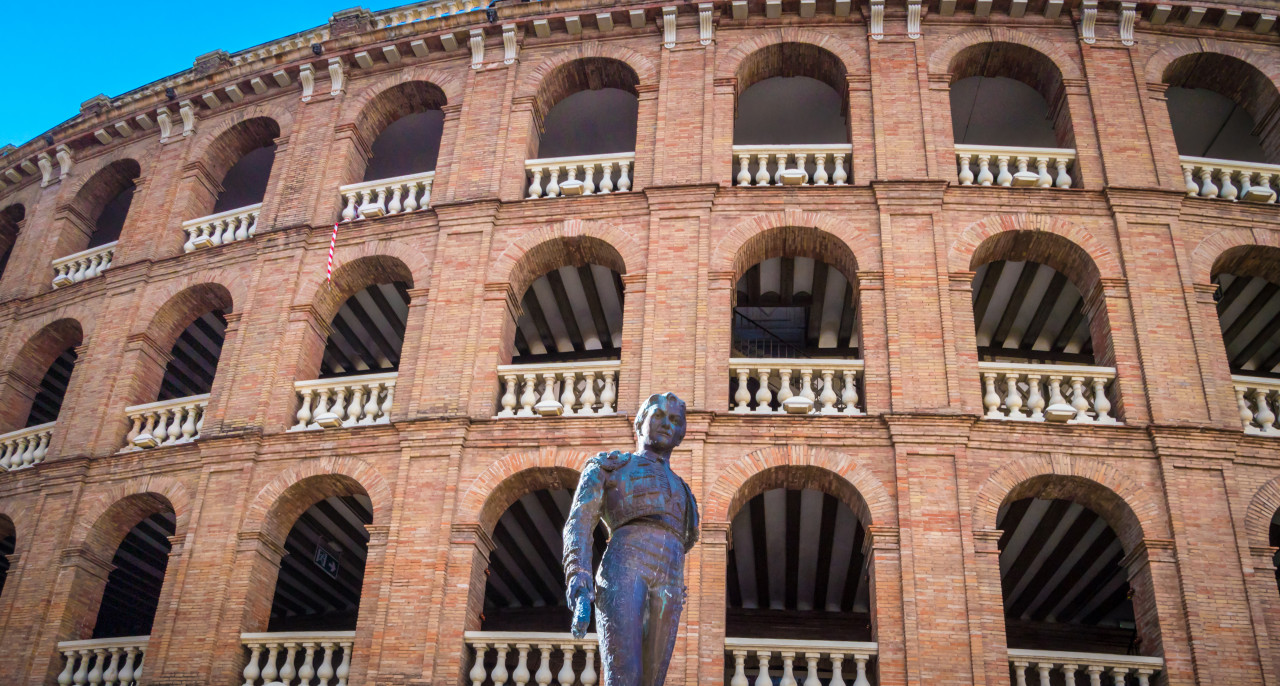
{"left": 634, "top": 392, "right": 687, "bottom": 455}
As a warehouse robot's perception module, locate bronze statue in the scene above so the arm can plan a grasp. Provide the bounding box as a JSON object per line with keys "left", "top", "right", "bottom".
{"left": 562, "top": 392, "right": 700, "bottom": 686}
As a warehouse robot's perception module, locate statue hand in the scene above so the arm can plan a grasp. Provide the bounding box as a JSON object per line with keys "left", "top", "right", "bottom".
{"left": 567, "top": 571, "right": 594, "bottom": 638}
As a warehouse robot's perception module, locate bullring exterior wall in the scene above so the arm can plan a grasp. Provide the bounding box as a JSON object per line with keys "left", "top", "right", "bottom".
{"left": 0, "top": 0, "right": 1278, "bottom": 684}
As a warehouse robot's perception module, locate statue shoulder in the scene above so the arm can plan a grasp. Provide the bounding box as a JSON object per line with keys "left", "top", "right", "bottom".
{"left": 587, "top": 450, "right": 634, "bottom": 472}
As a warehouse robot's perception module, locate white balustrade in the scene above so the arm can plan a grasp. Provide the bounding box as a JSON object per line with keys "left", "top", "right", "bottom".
{"left": 526, "top": 152, "right": 635, "bottom": 199}
{"left": 1180, "top": 156, "right": 1280, "bottom": 203}
{"left": 466, "top": 631, "right": 599, "bottom": 686}
{"left": 1233, "top": 375, "right": 1280, "bottom": 436}
{"left": 372, "top": 0, "right": 484, "bottom": 28}
{"left": 732, "top": 144, "right": 853, "bottom": 187}
{"left": 122, "top": 394, "right": 210, "bottom": 451}
{"left": 978, "top": 362, "right": 1117, "bottom": 424}
{"left": 496, "top": 360, "right": 620, "bottom": 418}
{"left": 56, "top": 636, "right": 148, "bottom": 686}
{"left": 181, "top": 203, "right": 262, "bottom": 252}
{"left": 0, "top": 421, "right": 55, "bottom": 471}
{"left": 1007, "top": 648, "right": 1162, "bottom": 686}
{"left": 339, "top": 171, "right": 435, "bottom": 222}
{"left": 729, "top": 358, "right": 864, "bottom": 415}
{"left": 726, "top": 638, "right": 877, "bottom": 686}
{"left": 241, "top": 631, "right": 354, "bottom": 686}
{"left": 52, "top": 241, "right": 118, "bottom": 289}
{"left": 955, "top": 145, "right": 1076, "bottom": 189}
{"left": 291, "top": 372, "right": 397, "bottom": 431}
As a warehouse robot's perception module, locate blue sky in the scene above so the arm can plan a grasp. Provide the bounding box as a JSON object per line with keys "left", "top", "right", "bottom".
{"left": 0, "top": 1, "right": 404, "bottom": 148}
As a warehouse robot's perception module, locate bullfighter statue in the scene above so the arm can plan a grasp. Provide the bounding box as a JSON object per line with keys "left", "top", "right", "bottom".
{"left": 562, "top": 392, "right": 700, "bottom": 686}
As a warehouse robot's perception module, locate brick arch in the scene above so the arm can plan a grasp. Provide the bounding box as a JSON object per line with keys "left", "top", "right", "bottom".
{"left": 242, "top": 456, "right": 393, "bottom": 546}
{"left": 1246, "top": 474, "right": 1280, "bottom": 549}
{"left": 62, "top": 148, "right": 149, "bottom": 202}
{"left": 1143, "top": 39, "right": 1280, "bottom": 92}
{"left": 69, "top": 474, "right": 192, "bottom": 559}
{"left": 711, "top": 209, "right": 881, "bottom": 279}
{"left": 927, "top": 27, "right": 1083, "bottom": 81}
{"left": 184, "top": 102, "right": 295, "bottom": 169}
{"left": 0, "top": 315, "right": 87, "bottom": 432}
{"left": 949, "top": 213, "right": 1120, "bottom": 289}
{"left": 973, "top": 454, "right": 1161, "bottom": 553}
{"left": 716, "top": 27, "right": 864, "bottom": 85}
{"left": 516, "top": 42, "right": 657, "bottom": 101}
{"left": 294, "top": 238, "right": 432, "bottom": 324}
{"left": 705, "top": 445, "right": 895, "bottom": 528}
{"left": 458, "top": 447, "right": 595, "bottom": 535}
{"left": 488, "top": 218, "right": 645, "bottom": 298}
{"left": 1192, "top": 227, "right": 1280, "bottom": 286}
{"left": 138, "top": 278, "right": 238, "bottom": 351}
{"left": 63, "top": 156, "right": 143, "bottom": 244}
{"left": 340, "top": 64, "right": 463, "bottom": 126}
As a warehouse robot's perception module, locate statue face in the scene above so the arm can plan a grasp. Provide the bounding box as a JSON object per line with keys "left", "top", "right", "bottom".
{"left": 637, "top": 396, "right": 686, "bottom": 453}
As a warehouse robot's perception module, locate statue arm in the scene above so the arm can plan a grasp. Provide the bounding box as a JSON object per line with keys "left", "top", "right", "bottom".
{"left": 563, "top": 458, "right": 607, "bottom": 582}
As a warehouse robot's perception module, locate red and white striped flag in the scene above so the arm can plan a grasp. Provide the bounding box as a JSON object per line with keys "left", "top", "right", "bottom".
{"left": 325, "top": 222, "right": 339, "bottom": 287}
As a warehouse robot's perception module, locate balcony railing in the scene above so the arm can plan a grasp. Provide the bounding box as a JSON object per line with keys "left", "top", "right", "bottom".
{"left": 241, "top": 631, "right": 354, "bottom": 686}
{"left": 525, "top": 152, "right": 634, "bottom": 199}
{"left": 732, "top": 144, "right": 852, "bottom": 187}
{"left": 182, "top": 203, "right": 261, "bottom": 252}
{"left": 466, "top": 631, "right": 599, "bottom": 686}
{"left": 978, "top": 361, "right": 1117, "bottom": 424}
{"left": 496, "top": 360, "right": 620, "bottom": 417}
{"left": 339, "top": 170, "right": 435, "bottom": 222}
{"left": 1234, "top": 374, "right": 1280, "bottom": 436}
{"left": 291, "top": 372, "right": 397, "bottom": 431}
{"left": 729, "top": 358, "right": 864, "bottom": 414}
{"left": 0, "top": 421, "right": 54, "bottom": 471}
{"left": 1181, "top": 155, "right": 1280, "bottom": 203}
{"left": 56, "top": 635, "right": 148, "bottom": 686}
{"left": 123, "top": 394, "right": 209, "bottom": 450}
{"left": 52, "top": 241, "right": 117, "bottom": 289}
{"left": 1007, "top": 648, "right": 1162, "bottom": 686}
{"left": 725, "top": 637, "right": 876, "bottom": 686}
{"left": 955, "top": 144, "right": 1076, "bottom": 188}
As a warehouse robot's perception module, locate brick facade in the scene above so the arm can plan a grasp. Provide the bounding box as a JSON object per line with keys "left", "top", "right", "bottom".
{"left": 0, "top": 1, "right": 1279, "bottom": 684}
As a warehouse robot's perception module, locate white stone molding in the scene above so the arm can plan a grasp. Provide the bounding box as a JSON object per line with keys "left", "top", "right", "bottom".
{"left": 525, "top": 152, "right": 634, "bottom": 199}
{"left": 732, "top": 144, "right": 853, "bottom": 187}
{"left": 328, "top": 58, "right": 346, "bottom": 96}
{"left": 114, "top": 120, "right": 134, "bottom": 138}
{"left": 273, "top": 70, "right": 292, "bottom": 87}
{"left": 565, "top": 15, "right": 583, "bottom": 34}
{"left": 597, "top": 12, "right": 615, "bottom": 31}
{"left": 726, "top": 638, "right": 877, "bottom": 686}
{"left": 0, "top": 422, "right": 55, "bottom": 471}
{"left": 729, "top": 358, "right": 864, "bottom": 415}
{"left": 1180, "top": 155, "right": 1280, "bottom": 202}
{"left": 1234, "top": 375, "right": 1280, "bottom": 436}
{"left": 1184, "top": 6, "right": 1206, "bottom": 27}
{"left": 201, "top": 92, "right": 221, "bottom": 109}
{"left": 466, "top": 632, "right": 600, "bottom": 686}
{"left": 51, "top": 241, "right": 117, "bottom": 289}
{"left": 470, "top": 28, "right": 485, "bottom": 69}
{"left": 1120, "top": 2, "right": 1137, "bottom": 45}
{"left": 441, "top": 32, "right": 460, "bottom": 51}
{"left": 630, "top": 8, "right": 646, "bottom": 28}
{"left": 383, "top": 45, "right": 402, "bottom": 64}
{"left": 495, "top": 360, "right": 621, "bottom": 417}
{"left": 134, "top": 112, "right": 157, "bottom": 129}
{"left": 954, "top": 144, "right": 1076, "bottom": 188}
{"left": 157, "top": 107, "right": 175, "bottom": 142}
{"left": 699, "top": 3, "right": 715, "bottom": 45}
{"left": 353, "top": 51, "right": 374, "bottom": 69}
{"left": 533, "top": 18, "right": 551, "bottom": 37}
{"left": 1044, "top": 0, "right": 1064, "bottom": 19}
{"left": 767, "top": 0, "right": 782, "bottom": 18}
{"left": 178, "top": 100, "right": 196, "bottom": 137}
{"left": 225, "top": 84, "right": 245, "bottom": 102}
{"left": 182, "top": 203, "right": 262, "bottom": 252}
{"left": 410, "top": 39, "right": 429, "bottom": 57}
{"left": 907, "top": 0, "right": 922, "bottom": 38}
{"left": 37, "top": 153, "right": 54, "bottom": 187}
{"left": 1257, "top": 14, "right": 1277, "bottom": 33}
{"left": 56, "top": 636, "right": 149, "bottom": 686}
{"left": 339, "top": 170, "right": 435, "bottom": 221}
{"left": 94, "top": 129, "right": 114, "bottom": 145}
{"left": 291, "top": 372, "right": 397, "bottom": 431}
{"left": 503, "top": 24, "right": 519, "bottom": 64}
{"left": 122, "top": 394, "right": 211, "bottom": 451}
{"left": 977, "top": 361, "right": 1118, "bottom": 424}
{"left": 732, "top": 0, "right": 748, "bottom": 19}
{"left": 241, "top": 631, "right": 355, "bottom": 686}
{"left": 1081, "top": 0, "right": 1098, "bottom": 43}
{"left": 299, "top": 64, "right": 316, "bottom": 102}
{"left": 870, "top": 0, "right": 885, "bottom": 40}
{"left": 1150, "top": 4, "right": 1172, "bottom": 23}
{"left": 1007, "top": 649, "right": 1162, "bottom": 686}
{"left": 662, "top": 6, "right": 678, "bottom": 48}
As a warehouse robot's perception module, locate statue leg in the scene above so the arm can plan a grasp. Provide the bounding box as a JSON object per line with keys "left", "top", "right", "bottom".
{"left": 640, "top": 582, "right": 684, "bottom": 686}
{"left": 595, "top": 567, "right": 647, "bottom": 686}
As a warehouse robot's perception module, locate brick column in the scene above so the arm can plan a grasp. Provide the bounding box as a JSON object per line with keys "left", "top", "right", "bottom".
{"left": 1123, "top": 539, "right": 1197, "bottom": 685}
{"left": 866, "top": 526, "right": 906, "bottom": 686}
{"left": 696, "top": 521, "right": 730, "bottom": 686}
{"left": 395, "top": 287, "right": 435, "bottom": 421}
{"left": 498, "top": 97, "right": 536, "bottom": 203}
{"left": 428, "top": 522, "right": 495, "bottom": 686}
{"left": 1246, "top": 545, "right": 1280, "bottom": 684}
{"left": 858, "top": 270, "right": 890, "bottom": 415}
{"left": 27, "top": 546, "right": 115, "bottom": 686}
{"left": 211, "top": 531, "right": 287, "bottom": 686}
{"left": 635, "top": 83, "right": 661, "bottom": 190}
{"left": 1136, "top": 82, "right": 1187, "bottom": 193}
{"left": 349, "top": 524, "right": 391, "bottom": 684}
{"left": 1187, "top": 281, "right": 1243, "bottom": 430}
{"left": 132, "top": 533, "right": 189, "bottom": 682}
{"left": 703, "top": 271, "right": 734, "bottom": 414}
{"left": 971, "top": 529, "right": 1011, "bottom": 684}
{"left": 947, "top": 271, "right": 982, "bottom": 415}
{"left": 1081, "top": 278, "right": 1149, "bottom": 425}
{"left": 618, "top": 272, "right": 648, "bottom": 414}
{"left": 1063, "top": 78, "right": 1107, "bottom": 191}
{"left": 464, "top": 284, "right": 518, "bottom": 419}
{"left": 710, "top": 79, "right": 735, "bottom": 188}
{"left": 200, "top": 310, "right": 244, "bottom": 436}
{"left": 1079, "top": 42, "right": 1160, "bottom": 188}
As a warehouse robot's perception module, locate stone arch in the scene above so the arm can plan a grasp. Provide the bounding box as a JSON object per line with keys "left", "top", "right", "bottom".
{"left": 973, "top": 454, "right": 1161, "bottom": 553}
{"left": 711, "top": 209, "right": 881, "bottom": 279}
{"left": 1192, "top": 227, "right": 1280, "bottom": 286}
{"left": 1246, "top": 474, "right": 1280, "bottom": 550}
{"left": 949, "top": 213, "right": 1121, "bottom": 290}
{"left": 705, "top": 445, "right": 895, "bottom": 528}
{"left": 927, "top": 27, "right": 1084, "bottom": 81}
{"left": 0, "top": 316, "right": 86, "bottom": 431}
{"left": 69, "top": 475, "right": 192, "bottom": 558}
{"left": 488, "top": 219, "right": 644, "bottom": 297}
{"left": 517, "top": 42, "right": 657, "bottom": 102}
{"left": 294, "top": 239, "right": 431, "bottom": 324}
{"left": 458, "top": 448, "right": 595, "bottom": 535}
{"left": 241, "top": 456, "right": 393, "bottom": 547}
{"left": 716, "top": 27, "right": 864, "bottom": 85}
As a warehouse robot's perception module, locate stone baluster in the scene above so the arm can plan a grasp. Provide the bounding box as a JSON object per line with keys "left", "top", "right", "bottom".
{"left": 0, "top": 440, "right": 15, "bottom": 470}
{"left": 753, "top": 652, "right": 772, "bottom": 686}
{"left": 754, "top": 153, "right": 772, "bottom": 186}
{"left": 387, "top": 184, "right": 404, "bottom": 214}
{"left": 819, "top": 370, "right": 839, "bottom": 414}
{"left": 372, "top": 188, "right": 389, "bottom": 216}
{"left": 1054, "top": 158, "right": 1071, "bottom": 188}
{"left": 404, "top": 182, "right": 421, "bottom": 212}
{"left": 560, "top": 371, "right": 579, "bottom": 416}
{"left": 360, "top": 384, "right": 381, "bottom": 425}
{"left": 618, "top": 161, "right": 631, "bottom": 191}
{"left": 1061, "top": 664, "right": 1077, "bottom": 686}
{"left": 777, "top": 369, "right": 794, "bottom": 408}
{"left": 842, "top": 370, "right": 861, "bottom": 414}
{"left": 234, "top": 214, "right": 251, "bottom": 241}
{"left": 582, "top": 164, "right": 596, "bottom": 195}
{"left": 344, "top": 384, "right": 366, "bottom": 427}
{"left": 153, "top": 409, "right": 171, "bottom": 446}
{"left": 1218, "top": 169, "right": 1238, "bottom": 200}
{"left": 977, "top": 155, "right": 994, "bottom": 185}
{"left": 278, "top": 643, "right": 299, "bottom": 684}
{"left": 534, "top": 645, "right": 553, "bottom": 686}
{"left": 779, "top": 652, "right": 797, "bottom": 686}
{"left": 599, "top": 372, "right": 617, "bottom": 415}
{"left": 1109, "top": 667, "right": 1129, "bottom": 685}
{"left": 499, "top": 375, "right": 519, "bottom": 417}
{"left": 738, "top": 155, "right": 753, "bottom": 185}
{"left": 773, "top": 152, "right": 788, "bottom": 185}
{"left": 1036, "top": 662, "right": 1053, "bottom": 686}
{"left": 1199, "top": 168, "right": 1219, "bottom": 197}
{"left": 470, "top": 644, "right": 489, "bottom": 686}
{"left": 1003, "top": 373, "right": 1024, "bottom": 418}
{"left": 335, "top": 641, "right": 352, "bottom": 686}
{"left": 72, "top": 257, "right": 90, "bottom": 283}
{"left": 119, "top": 648, "right": 139, "bottom": 685}
{"left": 850, "top": 654, "right": 870, "bottom": 686}
{"left": 983, "top": 372, "right": 1003, "bottom": 418}
{"left": 564, "top": 167, "right": 579, "bottom": 193}
{"left": 1070, "top": 376, "right": 1092, "bottom": 422}
{"left": 1035, "top": 158, "right": 1052, "bottom": 187}
{"left": 581, "top": 645, "right": 598, "bottom": 686}
{"left": 90, "top": 650, "right": 107, "bottom": 685}
{"left": 421, "top": 179, "right": 434, "bottom": 207}
{"left": 379, "top": 384, "right": 394, "bottom": 423}
{"left": 298, "top": 643, "right": 318, "bottom": 685}
{"left": 1092, "top": 377, "right": 1115, "bottom": 423}
{"left": 1012, "top": 660, "right": 1029, "bottom": 686}
{"left": 57, "top": 651, "right": 76, "bottom": 685}
{"left": 957, "top": 154, "right": 974, "bottom": 185}
{"left": 1026, "top": 374, "right": 1045, "bottom": 421}
{"left": 795, "top": 153, "right": 810, "bottom": 184}
{"left": 601, "top": 162, "right": 616, "bottom": 193}
{"left": 829, "top": 654, "right": 846, "bottom": 686}
{"left": 754, "top": 368, "right": 773, "bottom": 413}
{"left": 833, "top": 153, "right": 848, "bottom": 185}
{"left": 260, "top": 644, "right": 280, "bottom": 683}
{"left": 734, "top": 368, "right": 752, "bottom": 412}
{"left": 528, "top": 168, "right": 544, "bottom": 198}
{"left": 1183, "top": 166, "right": 1199, "bottom": 196}
{"left": 798, "top": 370, "right": 817, "bottom": 410}
{"left": 996, "top": 156, "right": 1013, "bottom": 186}
{"left": 518, "top": 373, "right": 538, "bottom": 416}
{"left": 73, "top": 649, "right": 91, "bottom": 685}
{"left": 317, "top": 642, "right": 337, "bottom": 686}
{"left": 181, "top": 404, "right": 199, "bottom": 440}
{"left": 1135, "top": 668, "right": 1153, "bottom": 686}
{"left": 813, "top": 153, "right": 828, "bottom": 185}
{"left": 221, "top": 218, "right": 238, "bottom": 244}
{"left": 730, "top": 651, "right": 749, "bottom": 686}
{"left": 1086, "top": 665, "right": 1104, "bottom": 686}
{"left": 513, "top": 644, "right": 532, "bottom": 686}
{"left": 1253, "top": 388, "right": 1277, "bottom": 433}
{"left": 535, "top": 372, "right": 562, "bottom": 416}
{"left": 243, "top": 645, "right": 263, "bottom": 686}
{"left": 546, "top": 169, "right": 561, "bottom": 198}
{"left": 295, "top": 389, "right": 314, "bottom": 428}
{"left": 558, "top": 645, "right": 578, "bottom": 686}
{"left": 803, "top": 653, "right": 821, "bottom": 686}
{"left": 580, "top": 371, "right": 598, "bottom": 416}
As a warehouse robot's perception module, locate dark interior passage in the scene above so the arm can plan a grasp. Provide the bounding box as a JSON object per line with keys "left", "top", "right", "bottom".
{"left": 320, "top": 282, "right": 411, "bottom": 378}
{"left": 268, "top": 494, "right": 373, "bottom": 632}
{"left": 93, "top": 511, "right": 175, "bottom": 639}
{"left": 158, "top": 311, "right": 227, "bottom": 400}
{"left": 26, "top": 346, "right": 77, "bottom": 427}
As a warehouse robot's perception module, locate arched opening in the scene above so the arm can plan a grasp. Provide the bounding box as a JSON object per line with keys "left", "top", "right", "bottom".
{"left": 1270, "top": 509, "right": 1280, "bottom": 595}
{"left": 949, "top": 43, "right": 1077, "bottom": 188}
{"left": 318, "top": 281, "right": 410, "bottom": 379}
{"left": 969, "top": 231, "right": 1119, "bottom": 423}
{"left": 94, "top": 511, "right": 176, "bottom": 639}
{"left": 198, "top": 117, "right": 281, "bottom": 219}
{"left": 497, "top": 238, "right": 627, "bottom": 417}
{"left": 355, "top": 81, "right": 447, "bottom": 183}
{"left": 157, "top": 310, "right": 227, "bottom": 401}
{"left": 732, "top": 43, "right": 851, "bottom": 187}
{"left": 525, "top": 58, "right": 639, "bottom": 199}
{"left": 77, "top": 159, "right": 142, "bottom": 250}
{"left": 1, "top": 319, "right": 84, "bottom": 438}
{"left": 0, "top": 515, "right": 14, "bottom": 601}
{"left": 1164, "top": 53, "right": 1280, "bottom": 164}
{"left": 266, "top": 494, "right": 372, "bottom": 632}
{"left": 26, "top": 346, "right": 77, "bottom": 427}
{"left": 0, "top": 203, "right": 24, "bottom": 280}
{"left": 1212, "top": 245, "right": 1280, "bottom": 433}
{"left": 727, "top": 227, "right": 863, "bottom": 414}
{"left": 723, "top": 466, "right": 878, "bottom": 685}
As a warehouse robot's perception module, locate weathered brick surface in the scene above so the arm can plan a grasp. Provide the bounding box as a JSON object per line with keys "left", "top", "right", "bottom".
{"left": 0, "top": 4, "right": 1278, "bottom": 686}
